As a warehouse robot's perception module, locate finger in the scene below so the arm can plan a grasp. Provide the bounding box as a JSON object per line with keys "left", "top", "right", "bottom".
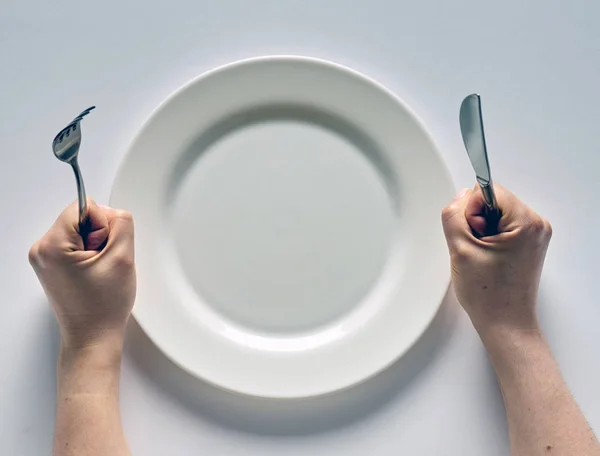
{"left": 51, "top": 199, "right": 109, "bottom": 251}
{"left": 46, "top": 200, "right": 87, "bottom": 253}
{"left": 465, "top": 186, "right": 490, "bottom": 237}
{"left": 84, "top": 201, "right": 110, "bottom": 250}
{"left": 489, "top": 184, "right": 530, "bottom": 234}
{"left": 30, "top": 200, "right": 102, "bottom": 266}
{"left": 441, "top": 188, "right": 472, "bottom": 248}
{"left": 104, "top": 209, "right": 135, "bottom": 257}
{"left": 52, "top": 200, "right": 80, "bottom": 239}
{"left": 465, "top": 183, "right": 534, "bottom": 237}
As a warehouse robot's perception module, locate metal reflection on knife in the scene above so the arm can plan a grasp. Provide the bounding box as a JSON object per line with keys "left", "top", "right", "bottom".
{"left": 459, "top": 93, "right": 499, "bottom": 214}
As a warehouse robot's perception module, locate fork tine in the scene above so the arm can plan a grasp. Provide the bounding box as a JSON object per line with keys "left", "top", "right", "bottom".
{"left": 65, "top": 121, "right": 80, "bottom": 131}
{"left": 53, "top": 106, "right": 94, "bottom": 147}
{"left": 53, "top": 124, "right": 73, "bottom": 144}
{"left": 71, "top": 106, "right": 95, "bottom": 123}
{"left": 53, "top": 128, "right": 66, "bottom": 143}
{"left": 75, "top": 107, "right": 94, "bottom": 118}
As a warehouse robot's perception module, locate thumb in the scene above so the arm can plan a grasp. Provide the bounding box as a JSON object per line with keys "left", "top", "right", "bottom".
{"left": 103, "top": 208, "right": 135, "bottom": 256}
{"left": 464, "top": 186, "right": 495, "bottom": 237}
{"left": 441, "top": 188, "right": 472, "bottom": 247}
{"left": 466, "top": 183, "right": 529, "bottom": 236}
{"left": 52, "top": 199, "right": 109, "bottom": 252}
{"left": 84, "top": 201, "right": 110, "bottom": 250}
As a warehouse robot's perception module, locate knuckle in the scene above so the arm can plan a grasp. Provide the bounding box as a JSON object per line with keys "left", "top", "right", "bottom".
{"left": 112, "top": 250, "right": 135, "bottom": 270}
{"left": 542, "top": 218, "right": 553, "bottom": 238}
{"left": 525, "top": 216, "right": 546, "bottom": 235}
{"left": 28, "top": 243, "right": 39, "bottom": 266}
{"left": 441, "top": 205, "right": 457, "bottom": 224}
{"left": 115, "top": 210, "right": 134, "bottom": 223}
{"left": 519, "top": 214, "right": 552, "bottom": 243}
{"left": 450, "top": 241, "right": 471, "bottom": 263}
{"left": 35, "top": 238, "right": 55, "bottom": 260}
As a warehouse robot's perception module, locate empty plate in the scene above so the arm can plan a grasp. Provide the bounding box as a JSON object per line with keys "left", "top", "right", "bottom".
{"left": 111, "top": 56, "right": 454, "bottom": 398}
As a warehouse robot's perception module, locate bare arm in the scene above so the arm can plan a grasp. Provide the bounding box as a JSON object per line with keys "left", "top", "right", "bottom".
{"left": 29, "top": 201, "right": 135, "bottom": 456}
{"left": 54, "top": 345, "right": 130, "bottom": 456}
{"left": 483, "top": 328, "right": 598, "bottom": 455}
{"left": 442, "top": 185, "right": 599, "bottom": 456}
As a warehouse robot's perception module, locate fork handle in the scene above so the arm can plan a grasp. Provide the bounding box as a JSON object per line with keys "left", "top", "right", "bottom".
{"left": 71, "top": 160, "right": 89, "bottom": 233}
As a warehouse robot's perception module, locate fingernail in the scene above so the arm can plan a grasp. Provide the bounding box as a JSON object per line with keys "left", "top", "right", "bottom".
{"left": 454, "top": 188, "right": 469, "bottom": 200}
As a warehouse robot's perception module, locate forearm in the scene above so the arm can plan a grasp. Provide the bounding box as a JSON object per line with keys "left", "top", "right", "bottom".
{"left": 53, "top": 344, "right": 131, "bottom": 456}
{"left": 481, "top": 327, "right": 599, "bottom": 456}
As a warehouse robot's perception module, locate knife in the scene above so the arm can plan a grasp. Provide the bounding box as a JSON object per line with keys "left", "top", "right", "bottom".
{"left": 459, "top": 94, "right": 500, "bottom": 230}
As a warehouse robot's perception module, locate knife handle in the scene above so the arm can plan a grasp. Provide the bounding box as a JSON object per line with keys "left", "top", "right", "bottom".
{"left": 478, "top": 181, "right": 501, "bottom": 236}
{"left": 479, "top": 182, "right": 498, "bottom": 211}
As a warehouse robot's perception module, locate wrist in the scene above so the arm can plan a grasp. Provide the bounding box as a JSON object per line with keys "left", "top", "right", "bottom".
{"left": 478, "top": 324, "right": 544, "bottom": 351}
{"left": 61, "top": 324, "right": 127, "bottom": 353}
{"left": 58, "top": 345, "right": 122, "bottom": 405}
{"left": 468, "top": 303, "right": 540, "bottom": 343}
{"left": 477, "top": 324, "right": 549, "bottom": 374}
{"left": 58, "top": 342, "right": 123, "bottom": 397}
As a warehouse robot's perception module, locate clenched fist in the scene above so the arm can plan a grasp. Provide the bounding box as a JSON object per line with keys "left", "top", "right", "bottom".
{"left": 442, "top": 184, "right": 552, "bottom": 336}
{"left": 29, "top": 200, "right": 136, "bottom": 350}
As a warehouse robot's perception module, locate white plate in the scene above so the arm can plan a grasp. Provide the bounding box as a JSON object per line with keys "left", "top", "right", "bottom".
{"left": 111, "top": 56, "right": 454, "bottom": 398}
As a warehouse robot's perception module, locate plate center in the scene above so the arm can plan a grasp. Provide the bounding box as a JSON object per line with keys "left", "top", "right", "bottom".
{"left": 170, "top": 117, "right": 395, "bottom": 334}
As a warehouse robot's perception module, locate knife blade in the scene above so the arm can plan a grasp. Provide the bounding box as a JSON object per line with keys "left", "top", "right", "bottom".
{"left": 459, "top": 94, "right": 501, "bottom": 237}
{"left": 459, "top": 93, "right": 498, "bottom": 212}
{"left": 459, "top": 94, "right": 492, "bottom": 185}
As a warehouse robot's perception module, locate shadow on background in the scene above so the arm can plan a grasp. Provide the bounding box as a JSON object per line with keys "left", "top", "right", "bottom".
{"left": 34, "top": 302, "right": 61, "bottom": 405}
{"left": 125, "top": 289, "right": 459, "bottom": 436}
{"left": 13, "top": 301, "right": 61, "bottom": 453}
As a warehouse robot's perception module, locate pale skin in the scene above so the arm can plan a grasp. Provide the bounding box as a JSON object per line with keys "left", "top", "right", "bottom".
{"left": 442, "top": 185, "right": 600, "bottom": 455}
{"left": 29, "top": 201, "right": 135, "bottom": 456}
{"left": 29, "top": 187, "right": 599, "bottom": 456}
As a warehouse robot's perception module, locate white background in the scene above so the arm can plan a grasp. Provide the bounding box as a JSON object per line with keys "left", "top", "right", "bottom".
{"left": 1, "top": 1, "right": 599, "bottom": 454}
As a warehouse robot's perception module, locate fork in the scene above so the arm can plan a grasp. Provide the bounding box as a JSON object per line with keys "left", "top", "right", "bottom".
{"left": 52, "top": 106, "right": 95, "bottom": 233}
